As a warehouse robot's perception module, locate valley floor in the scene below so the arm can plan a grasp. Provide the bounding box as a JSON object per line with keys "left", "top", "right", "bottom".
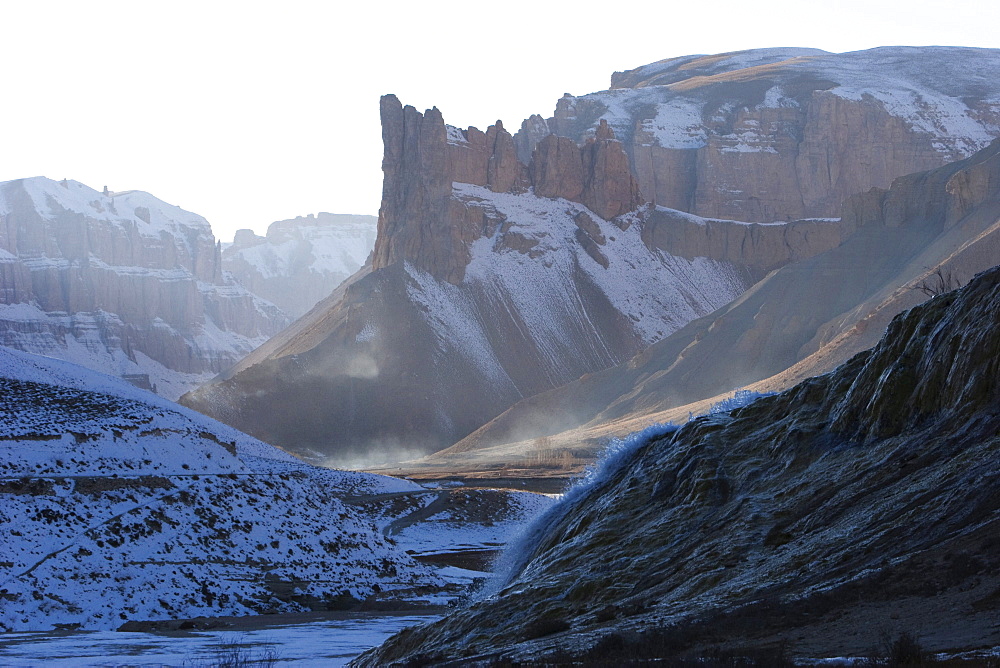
{"left": 0, "top": 611, "right": 443, "bottom": 667}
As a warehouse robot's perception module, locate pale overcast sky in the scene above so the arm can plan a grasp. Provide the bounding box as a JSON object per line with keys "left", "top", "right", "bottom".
{"left": 2, "top": 0, "right": 998, "bottom": 240}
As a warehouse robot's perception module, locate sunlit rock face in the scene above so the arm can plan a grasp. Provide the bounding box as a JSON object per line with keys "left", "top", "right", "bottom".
{"left": 223, "top": 212, "right": 377, "bottom": 319}
{"left": 440, "top": 139, "right": 1000, "bottom": 462}
{"left": 372, "top": 97, "right": 643, "bottom": 285}
{"left": 357, "top": 262, "right": 1000, "bottom": 665}
{"left": 519, "top": 46, "right": 1000, "bottom": 223}
{"left": 0, "top": 178, "right": 287, "bottom": 399}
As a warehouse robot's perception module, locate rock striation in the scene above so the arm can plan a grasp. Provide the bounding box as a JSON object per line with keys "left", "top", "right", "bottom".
{"left": 358, "top": 260, "right": 1000, "bottom": 665}
{"left": 0, "top": 178, "right": 287, "bottom": 399}
{"left": 372, "top": 96, "right": 643, "bottom": 284}
{"left": 518, "top": 46, "right": 1000, "bottom": 223}
{"left": 426, "top": 139, "right": 1000, "bottom": 470}
{"left": 223, "top": 212, "right": 377, "bottom": 319}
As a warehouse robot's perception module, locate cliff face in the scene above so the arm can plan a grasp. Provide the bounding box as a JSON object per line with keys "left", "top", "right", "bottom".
{"left": 519, "top": 46, "right": 1000, "bottom": 223}
{"left": 0, "top": 178, "right": 287, "bottom": 399}
{"left": 415, "top": 139, "right": 1000, "bottom": 471}
{"left": 359, "top": 261, "right": 1000, "bottom": 665}
{"left": 223, "top": 212, "right": 376, "bottom": 319}
{"left": 372, "top": 96, "right": 643, "bottom": 284}
{"left": 641, "top": 207, "right": 847, "bottom": 279}
{"left": 184, "top": 48, "right": 1000, "bottom": 463}
{"left": 181, "top": 98, "right": 773, "bottom": 462}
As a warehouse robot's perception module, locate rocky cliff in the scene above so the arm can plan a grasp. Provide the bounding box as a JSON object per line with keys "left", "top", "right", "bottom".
{"left": 373, "top": 96, "right": 644, "bottom": 284}
{"left": 421, "top": 139, "right": 1000, "bottom": 471}
{"left": 185, "top": 48, "right": 1000, "bottom": 464}
{"left": 223, "top": 212, "right": 377, "bottom": 319}
{"left": 358, "top": 260, "right": 1000, "bottom": 665}
{"left": 518, "top": 46, "right": 1000, "bottom": 223}
{"left": 0, "top": 178, "right": 287, "bottom": 399}
{"left": 181, "top": 97, "right": 798, "bottom": 462}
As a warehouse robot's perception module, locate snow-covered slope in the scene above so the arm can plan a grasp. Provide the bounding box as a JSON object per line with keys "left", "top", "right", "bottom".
{"left": 0, "top": 345, "right": 449, "bottom": 632}
{"left": 183, "top": 183, "right": 757, "bottom": 461}
{"left": 419, "top": 184, "right": 748, "bottom": 378}
{"left": 0, "top": 177, "right": 289, "bottom": 399}
{"left": 224, "top": 213, "right": 377, "bottom": 319}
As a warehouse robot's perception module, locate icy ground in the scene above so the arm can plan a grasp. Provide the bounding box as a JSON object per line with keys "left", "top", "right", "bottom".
{"left": 0, "top": 613, "right": 441, "bottom": 666}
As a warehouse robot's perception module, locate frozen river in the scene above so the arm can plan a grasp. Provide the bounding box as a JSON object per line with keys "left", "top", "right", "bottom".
{"left": 0, "top": 613, "right": 442, "bottom": 666}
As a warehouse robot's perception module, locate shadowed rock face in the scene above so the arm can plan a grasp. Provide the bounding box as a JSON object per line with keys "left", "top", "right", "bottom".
{"left": 356, "top": 261, "right": 1000, "bottom": 665}
{"left": 518, "top": 46, "right": 1000, "bottom": 223}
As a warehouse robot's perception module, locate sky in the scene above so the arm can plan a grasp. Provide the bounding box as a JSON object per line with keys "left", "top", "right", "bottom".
{"left": 2, "top": 0, "right": 998, "bottom": 241}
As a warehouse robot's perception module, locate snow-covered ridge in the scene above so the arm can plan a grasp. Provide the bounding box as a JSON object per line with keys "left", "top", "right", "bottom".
{"left": 596, "top": 46, "right": 1000, "bottom": 156}
{"left": 4, "top": 177, "right": 211, "bottom": 240}
{"left": 0, "top": 176, "right": 290, "bottom": 398}
{"left": 224, "top": 212, "right": 376, "bottom": 318}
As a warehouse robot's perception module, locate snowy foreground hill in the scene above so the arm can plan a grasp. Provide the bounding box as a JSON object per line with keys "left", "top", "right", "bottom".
{"left": 0, "top": 345, "right": 550, "bottom": 632}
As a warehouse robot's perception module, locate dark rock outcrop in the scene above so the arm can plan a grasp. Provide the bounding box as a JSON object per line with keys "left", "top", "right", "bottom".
{"left": 357, "top": 260, "right": 1000, "bottom": 665}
